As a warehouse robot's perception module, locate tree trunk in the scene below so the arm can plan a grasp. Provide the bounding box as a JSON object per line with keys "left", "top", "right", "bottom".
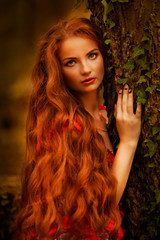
{"left": 88, "top": 0, "right": 160, "bottom": 239}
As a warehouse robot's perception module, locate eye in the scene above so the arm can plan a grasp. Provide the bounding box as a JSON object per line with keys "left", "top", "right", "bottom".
{"left": 65, "top": 60, "right": 76, "bottom": 66}
{"left": 89, "top": 52, "right": 98, "bottom": 60}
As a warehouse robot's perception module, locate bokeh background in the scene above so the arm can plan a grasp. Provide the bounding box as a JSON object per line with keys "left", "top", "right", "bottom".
{"left": 0, "top": 0, "right": 90, "bottom": 195}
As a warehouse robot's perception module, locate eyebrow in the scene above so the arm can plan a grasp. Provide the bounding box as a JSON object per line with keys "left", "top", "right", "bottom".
{"left": 62, "top": 48, "right": 99, "bottom": 62}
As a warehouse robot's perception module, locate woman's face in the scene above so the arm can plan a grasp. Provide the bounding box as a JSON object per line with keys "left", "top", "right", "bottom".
{"left": 58, "top": 36, "right": 104, "bottom": 95}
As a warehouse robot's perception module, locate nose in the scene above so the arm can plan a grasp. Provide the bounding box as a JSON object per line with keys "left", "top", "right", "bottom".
{"left": 80, "top": 61, "right": 91, "bottom": 75}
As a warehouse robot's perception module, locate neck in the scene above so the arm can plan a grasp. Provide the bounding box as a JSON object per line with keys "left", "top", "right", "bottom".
{"left": 77, "top": 90, "right": 100, "bottom": 120}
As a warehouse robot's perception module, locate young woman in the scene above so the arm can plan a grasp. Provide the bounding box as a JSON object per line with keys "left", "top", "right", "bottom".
{"left": 14, "top": 18, "right": 141, "bottom": 240}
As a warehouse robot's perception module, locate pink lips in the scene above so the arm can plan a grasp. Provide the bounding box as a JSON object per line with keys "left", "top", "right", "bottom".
{"left": 81, "top": 77, "right": 96, "bottom": 85}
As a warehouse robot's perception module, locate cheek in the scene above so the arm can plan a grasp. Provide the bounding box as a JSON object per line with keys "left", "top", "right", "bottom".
{"left": 62, "top": 69, "right": 78, "bottom": 88}
{"left": 65, "top": 74, "right": 76, "bottom": 87}
{"left": 62, "top": 67, "right": 77, "bottom": 80}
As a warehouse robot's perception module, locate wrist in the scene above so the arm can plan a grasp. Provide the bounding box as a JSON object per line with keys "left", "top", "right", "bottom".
{"left": 119, "top": 140, "right": 138, "bottom": 150}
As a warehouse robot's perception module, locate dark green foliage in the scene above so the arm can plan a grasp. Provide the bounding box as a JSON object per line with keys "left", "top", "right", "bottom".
{"left": 0, "top": 193, "right": 20, "bottom": 240}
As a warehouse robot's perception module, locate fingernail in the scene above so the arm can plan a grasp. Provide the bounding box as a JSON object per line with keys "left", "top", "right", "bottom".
{"left": 129, "top": 88, "right": 132, "bottom": 93}
{"left": 124, "top": 84, "right": 128, "bottom": 90}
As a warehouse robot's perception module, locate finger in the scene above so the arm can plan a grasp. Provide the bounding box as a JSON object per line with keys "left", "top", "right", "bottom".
{"left": 122, "top": 84, "right": 129, "bottom": 113}
{"left": 127, "top": 88, "right": 133, "bottom": 114}
{"left": 136, "top": 101, "right": 142, "bottom": 118}
{"left": 117, "top": 89, "right": 122, "bottom": 116}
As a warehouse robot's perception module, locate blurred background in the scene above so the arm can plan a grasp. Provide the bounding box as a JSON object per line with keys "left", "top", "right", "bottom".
{"left": 0, "top": 0, "right": 90, "bottom": 195}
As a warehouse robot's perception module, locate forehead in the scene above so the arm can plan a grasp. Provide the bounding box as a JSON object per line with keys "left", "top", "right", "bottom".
{"left": 58, "top": 36, "right": 99, "bottom": 60}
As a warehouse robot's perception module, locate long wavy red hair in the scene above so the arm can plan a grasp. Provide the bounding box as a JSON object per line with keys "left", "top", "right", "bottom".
{"left": 14, "top": 18, "right": 121, "bottom": 239}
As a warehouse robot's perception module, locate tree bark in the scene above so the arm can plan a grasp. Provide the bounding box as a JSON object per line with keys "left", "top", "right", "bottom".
{"left": 88, "top": 0, "right": 160, "bottom": 239}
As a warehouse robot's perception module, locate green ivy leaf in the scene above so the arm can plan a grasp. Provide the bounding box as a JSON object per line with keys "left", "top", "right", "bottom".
{"left": 144, "top": 153, "right": 149, "bottom": 157}
{"left": 107, "top": 66, "right": 113, "bottom": 72}
{"left": 107, "top": 2, "right": 114, "bottom": 14}
{"left": 141, "top": 34, "right": 150, "bottom": 41}
{"left": 136, "top": 88, "right": 146, "bottom": 98}
{"left": 157, "top": 134, "right": 160, "bottom": 140}
{"left": 104, "top": 39, "right": 111, "bottom": 45}
{"left": 124, "top": 59, "right": 135, "bottom": 71}
{"left": 136, "top": 88, "right": 147, "bottom": 104}
{"left": 101, "top": 0, "right": 108, "bottom": 23}
{"left": 138, "top": 56, "right": 146, "bottom": 66}
{"left": 138, "top": 56, "right": 150, "bottom": 70}
{"left": 117, "top": 78, "right": 129, "bottom": 85}
{"left": 112, "top": 51, "right": 118, "bottom": 56}
{"left": 103, "top": 32, "right": 107, "bottom": 38}
{"left": 155, "top": 190, "right": 160, "bottom": 204}
{"left": 144, "top": 139, "right": 152, "bottom": 143}
{"left": 145, "top": 71, "right": 152, "bottom": 78}
{"left": 142, "top": 65, "right": 150, "bottom": 71}
{"left": 152, "top": 127, "right": 160, "bottom": 136}
{"left": 108, "top": 19, "right": 115, "bottom": 28}
{"left": 146, "top": 140, "right": 158, "bottom": 158}
{"left": 137, "top": 97, "right": 147, "bottom": 104}
{"left": 145, "top": 85, "right": 156, "bottom": 94}
{"left": 138, "top": 75, "right": 147, "bottom": 83}
{"left": 148, "top": 163, "right": 155, "bottom": 167}
{"left": 144, "top": 42, "right": 150, "bottom": 50}
{"left": 1, "top": 198, "right": 10, "bottom": 206}
{"left": 133, "top": 46, "right": 145, "bottom": 58}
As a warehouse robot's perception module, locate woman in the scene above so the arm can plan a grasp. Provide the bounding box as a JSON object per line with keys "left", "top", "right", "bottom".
{"left": 14, "top": 18, "right": 141, "bottom": 240}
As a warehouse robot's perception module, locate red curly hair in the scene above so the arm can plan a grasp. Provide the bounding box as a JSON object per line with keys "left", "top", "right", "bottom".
{"left": 14, "top": 18, "right": 121, "bottom": 239}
